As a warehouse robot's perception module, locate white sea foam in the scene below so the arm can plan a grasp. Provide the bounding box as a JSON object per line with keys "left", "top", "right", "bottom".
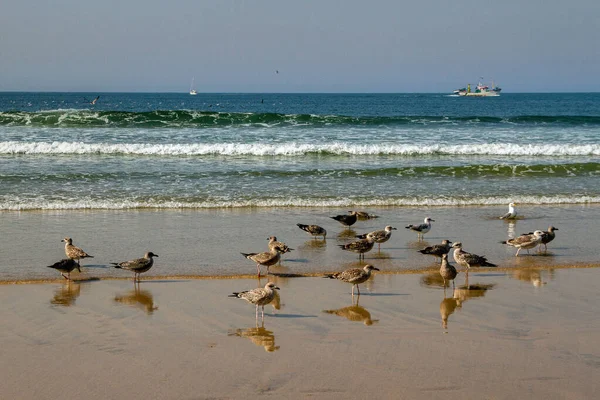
{"left": 3, "top": 195, "right": 600, "bottom": 211}
{"left": 1, "top": 141, "right": 600, "bottom": 156}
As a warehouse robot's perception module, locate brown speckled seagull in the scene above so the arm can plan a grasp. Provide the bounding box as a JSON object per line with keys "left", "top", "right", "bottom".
{"left": 267, "top": 236, "right": 293, "bottom": 265}
{"left": 229, "top": 282, "right": 280, "bottom": 320}
{"left": 452, "top": 242, "right": 497, "bottom": 270}
{"left": 356, "top": 226, "right": 397, "bottom": 251}
{"left": 296, "top": 223, "right": 327, "bottom": 240}
{"left": 325, "top": 264, "right": 380, "bottom": 296}
{"left": 439, "top": 254, "right": 458, "bottom": 288}
{"left": 241, "top": 247, "right": 282, "bottom": 277}
{"left": 62, "top": 237, "right": 93, "bottom": 266}
{"left": 112, "top": 252, "right": 158, "bottom": 282}
{"left": 502, "top": 230, "right": 545, "bottom": 256}
{"left": 338, "top": 236, "right": 375, "bottom": 260}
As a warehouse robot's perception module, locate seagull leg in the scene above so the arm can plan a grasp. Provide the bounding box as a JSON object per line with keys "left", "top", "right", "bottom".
{"left": 261, "top": 306, "right": 265, "bottom": 323}
{"left": 357, "top": 284, "right": 361, "bottom": 295}
{"left": 515, "top": 248, "right": 521, "bottom": 257}
{"left": 256, "top": 263, "right": 261, "bottom": 277}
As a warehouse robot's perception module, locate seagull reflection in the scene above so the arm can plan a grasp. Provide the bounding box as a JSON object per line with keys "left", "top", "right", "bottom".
{"left": 440, "top": 289, "right": 460, "bottom": 330}
{"left": 228, "top": 322, "right": 280, "bottom": 352}
{"left": 50, "top": 281, "right": 81, "bottom": 307}
{"left": 453, "top": 273, "right": 495, "bottom": 307}
{"left": 337, "top": 228, "right": 357, "bottom": 239}
{"left": 511, "top": 268, "right": 552, "bottom": 287}
{"left": 323, "top": 296, "right": 378, "bottom": 326}
{"left": 507, "top": 220, "right": 516, "bottom": 239}
{"left": 299, "top": 239, "right": 327, "bottom": 252}
{"left": 114, "top": 282, "right": 158, "bottom": 314}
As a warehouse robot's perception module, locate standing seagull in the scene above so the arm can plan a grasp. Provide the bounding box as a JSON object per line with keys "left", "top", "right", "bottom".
{"left": 452, "top": 242, "right": 497, "bottom": 270}
{"left": 241, "top": 247, "right": 282, "bottom": 277}
{"left": 47, "top": 259, "right": 80, "bottom": 280}
{"left": 356, "top": 226, "right": 396, "bottom": 251}
{"left": 331, "top": 211, "right": 359, "bottom": 228}
{"left": 501, "top": 230, "right": 544, "bottom": 256}
{"left": 112, "top": 252, "right": 158, "bottom": 282}
{"left": 439, "top": 254, "right": 458, "bottom": 288}
{"left": 229, "top": 282, "right": 280, "bottom": 321}
{"left": 267, "top": 236, "right": 293, "bottom": 265}
{"left": 539, "top": 226, "right": 558, "bottom": 251}
{"left": 418, "top": 239, "right": 452, "bottom": 258}
{"left": 62, "top": 237, "right": 93, "bottom": 266}
{"left": 338, "top": 236, "right": 375, "bottom": 260}
{"left": 296, "top": 223, "right": 327, "bottom": 240}
{"left": 325, "top": 264, "right": 379, "bottom": 296}
{"left": 405, "top": 217, "right": 434, "bottom": 240}
{"left": 500, "top": 202, "right": 517, "bottom": 219}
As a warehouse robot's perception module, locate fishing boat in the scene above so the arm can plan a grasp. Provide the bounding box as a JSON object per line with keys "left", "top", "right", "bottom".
{"left": 189, "top": 77, "right": 197, "bottom": 95}
{"left": 453, "top": 79, "right": 501, "bottom": 97}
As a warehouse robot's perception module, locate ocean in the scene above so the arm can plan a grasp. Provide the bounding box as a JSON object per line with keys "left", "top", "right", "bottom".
{"left": 1, "top": 92, "right": 600, "bottom": 211}
{"left": 1, "top": 92, "right": 599, "bottom": 280}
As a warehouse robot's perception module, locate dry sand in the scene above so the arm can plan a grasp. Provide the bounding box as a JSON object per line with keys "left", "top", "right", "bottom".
{"left": 2, "top": 268, "right": 600, "bottom": 399}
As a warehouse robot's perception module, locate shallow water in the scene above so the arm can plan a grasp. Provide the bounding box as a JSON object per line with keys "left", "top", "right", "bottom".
{"left": 0, "top": 204, "right": 597, "bottom": 281}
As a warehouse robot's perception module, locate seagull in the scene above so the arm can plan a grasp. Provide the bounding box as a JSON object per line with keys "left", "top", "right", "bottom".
{"left": 112, "top": 252, "right": 158, "bottom": 282}
{"left": 521, "top": 226, "right": 559, "bottom": 252}
{"left": 331, "top": 211, "right": 359, "bottom": 228}
{"left": 451, "top": 242, "right": 497, "bottom": 270}
{"left": 418, "top": 239, "right": 452, "bottom": 257}
{"left": 324, "top": 264, "right": 379, "bottom": 296}
{"left": 539, "top": 226, "right": 558, "bottom": 251}
{"left": 500, "top": 202, "right": 517, "bottom": 219}
{"left": 502, "top": 230, "right": 545, "bottom": 256}
{"left": 296, "top": 223, "right": 327, "bottom": 240}
{"left": 338, "top": 236, "right": 375, "bottom": 260}
{"left": 405, "top": 217, "right": 434, "bottom": 239}
{"left": 267, "top": 236, "right": 293, "bottom": 265}
{"left": 355, "top": 211, "right": 379, "bottom": 220}
{"left": 439, "top": 254, "right": 458, "bottom": 288}
{"left": 47, "top": 258, "right": 80, "bottom": 280}
{"left": 62, "top": 237, "right": 93, "bottom": 266}
{"left": 229, "top": 282, "right": 280, "bottom": 321}
{"left": 241, "top": 247, "right": 282, "bottom": 277}
{"left": 355, "top": 226, "right": 396, "bottom": 250}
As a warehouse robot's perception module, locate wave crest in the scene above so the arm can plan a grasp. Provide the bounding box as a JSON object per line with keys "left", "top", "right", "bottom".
{"left": 1, "top": 141, "right": 600, "bottom": 156}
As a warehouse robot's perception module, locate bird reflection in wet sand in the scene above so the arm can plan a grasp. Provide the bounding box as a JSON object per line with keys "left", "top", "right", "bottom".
{"left": 440, "top": 291, "right": 460, "bottom": 330}
{"left": 511, "top": 268, "right": 552, "bottom": 287}
{"left": 323, "top": 296, "right": 378, "bottom": 326}
{"left": 50, "top": 281, "right": 81, "bottom": 307}
{"left": 114, "top": 282, "right": 158, "bottom": 314}
{"left": 453, "top": 273, "right": 495, "bottom": 307}
{"left": 228, "top": 322, "right": 280, "bottom": 352}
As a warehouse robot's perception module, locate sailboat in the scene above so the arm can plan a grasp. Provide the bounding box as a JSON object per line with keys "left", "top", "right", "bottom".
{"left": 189, "top": 77, "right": 197, "bottom": 95}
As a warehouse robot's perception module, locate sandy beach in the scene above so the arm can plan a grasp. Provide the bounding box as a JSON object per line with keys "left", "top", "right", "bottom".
{"left": 2, "top": 268, "right": 600, "bottom": 399}
{"left": 1, "top": 205, "right": 600, "bottom": 399}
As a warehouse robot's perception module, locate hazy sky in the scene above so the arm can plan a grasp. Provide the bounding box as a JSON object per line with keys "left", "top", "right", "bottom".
{"left": 1, "top": 0, "right": 599, "bottom": 92}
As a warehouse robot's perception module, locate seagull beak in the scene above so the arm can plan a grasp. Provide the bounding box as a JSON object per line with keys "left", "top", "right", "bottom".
{"left": 392, "top": 227, "right": 397, "bottom": 230}
{"left": 372, "top": 267, "right": 380, "bottom": 271}
{"left": 274, "top": 286, "right": 281, "bottom": 290}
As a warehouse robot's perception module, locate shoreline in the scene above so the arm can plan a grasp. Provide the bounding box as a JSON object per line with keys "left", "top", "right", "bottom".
{"left": 3, "top": 262, "right": 600, "bottom": 285}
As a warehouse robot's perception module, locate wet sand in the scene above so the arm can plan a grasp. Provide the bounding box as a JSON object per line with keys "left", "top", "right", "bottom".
{"left": 0, "top": 204, "right": 598, "bottom": 281}
{"left": 2, "top": 268, "right": 600, "bottom": 399}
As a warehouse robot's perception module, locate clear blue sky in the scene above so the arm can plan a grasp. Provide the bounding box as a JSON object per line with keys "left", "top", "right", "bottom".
{"left": 1, "top": 0, "right": 599, "bottom": 92}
